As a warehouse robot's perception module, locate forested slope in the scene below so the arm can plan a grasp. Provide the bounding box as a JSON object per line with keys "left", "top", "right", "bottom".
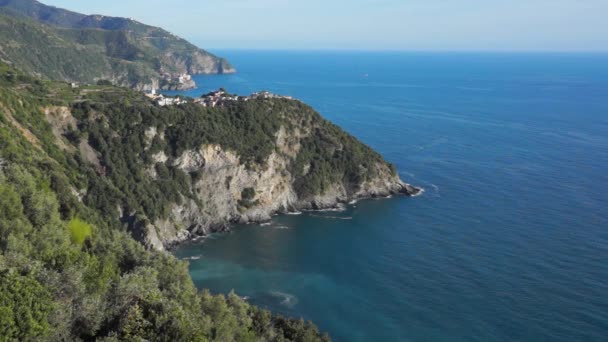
{"left": 0, "top": 0, "right": 234, "bottom": 90}
{"left": 0, "top": 62, "right": 328, "bottom": 341}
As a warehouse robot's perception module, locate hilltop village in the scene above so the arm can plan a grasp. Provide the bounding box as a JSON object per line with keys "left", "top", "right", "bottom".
{"left": 144, "top": 88, "right": 295, "bottom": 107}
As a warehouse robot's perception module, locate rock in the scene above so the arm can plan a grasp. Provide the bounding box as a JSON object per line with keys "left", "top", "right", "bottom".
{"left": 174, "top": 150, "right": 205, "bottom": 173}
{"left": 142, "top": 135, "right": 420, "bottom": 250}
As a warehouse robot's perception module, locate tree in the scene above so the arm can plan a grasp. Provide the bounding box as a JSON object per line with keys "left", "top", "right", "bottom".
{"left": 0, "top": 271, "right": 54, "bottom": 340}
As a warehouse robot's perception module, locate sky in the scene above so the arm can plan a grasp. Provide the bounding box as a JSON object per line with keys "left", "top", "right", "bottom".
{"left": 42, "top": 0, "right": 608, "bottom": 51}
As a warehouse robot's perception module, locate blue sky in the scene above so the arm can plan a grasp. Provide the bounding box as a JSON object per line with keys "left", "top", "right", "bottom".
{"left": 43, "top": 0, "right": 608, "bottom": 51}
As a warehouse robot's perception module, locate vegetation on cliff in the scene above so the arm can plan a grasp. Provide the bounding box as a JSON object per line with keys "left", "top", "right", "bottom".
{"left": 0, "top": 0, "right": 234, "bottom": 89}
{"left": 0, "top": 1, "right": 415, "bottom": 340}
{"left": 0, "top": 56, "right": 405, "bottom": 339}
{"left": 0, "top": 62, "right": 330, "bottom": 340}
{"left": 52, "top": 79, "right": 394, "bottom": 227}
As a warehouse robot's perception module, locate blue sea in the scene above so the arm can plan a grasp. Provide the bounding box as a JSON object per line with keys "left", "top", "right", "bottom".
{"left": 170, "top": 51, "right": 608, "bottom": 341}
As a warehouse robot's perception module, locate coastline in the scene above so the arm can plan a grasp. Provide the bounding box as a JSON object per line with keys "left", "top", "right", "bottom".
{"left": 167, "top": 183, "right": 423, "bottom": 250}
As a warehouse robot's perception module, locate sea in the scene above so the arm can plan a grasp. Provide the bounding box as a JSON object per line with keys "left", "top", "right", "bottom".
{"left": 168, "top": 51, "right": 608, "bottom": 342}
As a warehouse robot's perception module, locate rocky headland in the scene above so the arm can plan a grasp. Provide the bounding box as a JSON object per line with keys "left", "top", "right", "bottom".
{"left": 142, "top": 142, "right": 421, "bottom": 250}
{"left": 124, "top": 91, "right": 421, "bottom": 249}
{"left": 0, "top": 0, "right": 236, "bottom": 92}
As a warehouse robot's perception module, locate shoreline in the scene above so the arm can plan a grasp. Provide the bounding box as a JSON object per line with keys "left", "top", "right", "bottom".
{"left": 168, "top": 185, "right": 423, "bottom": 251}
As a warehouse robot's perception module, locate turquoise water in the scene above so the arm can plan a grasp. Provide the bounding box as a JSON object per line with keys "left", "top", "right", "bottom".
{"left": 171, "top": 51, "right": 608, "bottom": 341}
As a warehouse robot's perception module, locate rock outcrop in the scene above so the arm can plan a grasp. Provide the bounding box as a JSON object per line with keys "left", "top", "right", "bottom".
{"left": 143, "top": 134, "right": 420, "bottom": 251}
{"left": 36, "top": 85, "right": 420, "bottom": 252}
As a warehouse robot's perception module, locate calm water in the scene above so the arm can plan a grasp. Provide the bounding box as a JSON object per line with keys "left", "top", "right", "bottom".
{"left": 171, "top": 51, "right": 608, "bottom": 341}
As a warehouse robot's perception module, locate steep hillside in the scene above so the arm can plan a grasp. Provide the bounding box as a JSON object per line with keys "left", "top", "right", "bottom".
{"left": 41, "top": 87, "right": 418, "bottom": 250}
{"left": 0, "top": 62, "right": 332, "bottom": 341}
{"left": 0, "top": 60, "right": 420, "bottom": 248}
{"left": 0, "top": 0, "right": 234, "bottom": 90}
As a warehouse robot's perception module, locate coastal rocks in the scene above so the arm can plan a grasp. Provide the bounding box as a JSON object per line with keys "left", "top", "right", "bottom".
{"left": 140, "top": 127, "right": 420, "bottom": 250}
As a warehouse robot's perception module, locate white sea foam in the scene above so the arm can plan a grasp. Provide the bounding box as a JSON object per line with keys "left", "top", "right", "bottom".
{"left": 183, "top": 255, "right": 202, "bottom": 261}
{"left": 287, "top": 211, "right": 302, "bottom": 215}
{"left": 312, "top": 205, "right": 347, "bottom": 213}
{"left": 309, "top": 214, "right": 353, "bottom": 220}
{"left": 260, "top": 222, "right": 272, "bottom": 227}
{"left": 411, "top": 188, "right": 425, "bottom": 197}
{"left": 270, "top": 291, "right": 299, "bottom": 308}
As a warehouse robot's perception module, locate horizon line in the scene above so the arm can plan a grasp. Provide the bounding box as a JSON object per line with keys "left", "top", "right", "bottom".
{"left": 203, "top": 47, "right": 608, "bottom": 54}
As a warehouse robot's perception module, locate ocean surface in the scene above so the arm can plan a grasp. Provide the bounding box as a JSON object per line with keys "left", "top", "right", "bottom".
{"left": 169, "top": 51, "right": 608, "bottom": 341}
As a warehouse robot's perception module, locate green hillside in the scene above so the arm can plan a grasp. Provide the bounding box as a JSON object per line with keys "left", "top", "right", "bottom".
{"left": 0, "top": 0, "right": 234, "bottom": 90}
{"left": 0, "top": 61, "right": 331, "bottom": 341}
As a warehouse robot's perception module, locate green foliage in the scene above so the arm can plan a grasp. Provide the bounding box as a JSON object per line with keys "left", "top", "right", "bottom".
{"left": 0, "top": 271, "right": 54, "bottom": 340}
{"left": 0, "top": 61, "right": 331, "bottom": 341}
{"left": 96, "top": 80, "right": 113, "bottom": 86}
{"left": 239, "top": 187, "right": 258, "bottom": 209}
{"left": 68, "top": 218, "right": 92, "bottom": 245}
{"left": 68, "top": 86, "right": 390, "bottom": 215}
{"left": 0, "top": 1, "right": 233, "bottom": 89}
{"left": 241, "top": 188, "right": 256, "bottom": 201}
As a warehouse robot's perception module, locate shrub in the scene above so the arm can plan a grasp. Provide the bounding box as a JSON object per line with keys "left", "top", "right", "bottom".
{"left": 67, "top": 218, "right": 92, "bottom": 245}
{"left": 241, "top": 187, "right": 255, "bottom": 201}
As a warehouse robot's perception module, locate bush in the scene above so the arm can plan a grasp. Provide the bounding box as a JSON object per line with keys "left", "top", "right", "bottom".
{"left": 95, "top": 80, "right": 113, "bottom": 86}
{"left": 67, "top": 218, "right": 92, "bottom": 245}
{"left": 241, "top": 187, "right": 255, "bottom": 201}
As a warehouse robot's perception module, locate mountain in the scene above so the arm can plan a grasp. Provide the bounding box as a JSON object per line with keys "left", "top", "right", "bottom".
{"left": 0, "top": 61, "right": 334, "bottom": 341}
{"left": 0, "top": 59, "right": 418, "bottom": 339}
{"left": 0, "top": 3, "right": 419, "bottom": 339}
{"left": 0, "top": 0, "right": 235, "bottom": 90}
{"left": 0, "top": 60, "right": 419, "bottom": 251}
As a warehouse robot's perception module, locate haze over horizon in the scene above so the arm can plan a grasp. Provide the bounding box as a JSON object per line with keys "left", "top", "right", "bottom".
{"left": 40, "top": 0, "right": 608, "bottom": 52}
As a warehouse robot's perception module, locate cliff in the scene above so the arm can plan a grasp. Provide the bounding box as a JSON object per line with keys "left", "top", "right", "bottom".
{"left": 69, "top": 90, "right": 420, "bottom": 250}
{"left": 0, "top": 63, "right": 330, "bottom": 341}
{"left": 0, "top": 63, "right": 419, "bottom": 252}
{"left": 88, "top": 89, "right": 419, "bottom": 249}
{"left": 0, "top": 0, "right": 235, "bottom": 90}
{"left": 144, "top": 132, "right": 418, "bottom": 250}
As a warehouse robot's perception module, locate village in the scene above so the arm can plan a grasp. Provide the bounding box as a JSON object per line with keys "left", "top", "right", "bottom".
{"left": 144, "top": 88, "right": 294, "bottom": 107}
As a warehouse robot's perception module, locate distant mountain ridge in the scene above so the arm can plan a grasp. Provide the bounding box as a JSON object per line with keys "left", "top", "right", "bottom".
{"left": 0, "top": 0, "right": 235, "bottom": 90}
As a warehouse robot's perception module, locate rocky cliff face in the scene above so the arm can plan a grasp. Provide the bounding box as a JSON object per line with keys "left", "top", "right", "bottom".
{"left": 141, "top": 129, "right": 419, "bottom": 251}
{"left": 34, "top": 84, "right": 420, "bottom": 252}
{"left": 162, "top": 51, "right": 236, "bottom": 75}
